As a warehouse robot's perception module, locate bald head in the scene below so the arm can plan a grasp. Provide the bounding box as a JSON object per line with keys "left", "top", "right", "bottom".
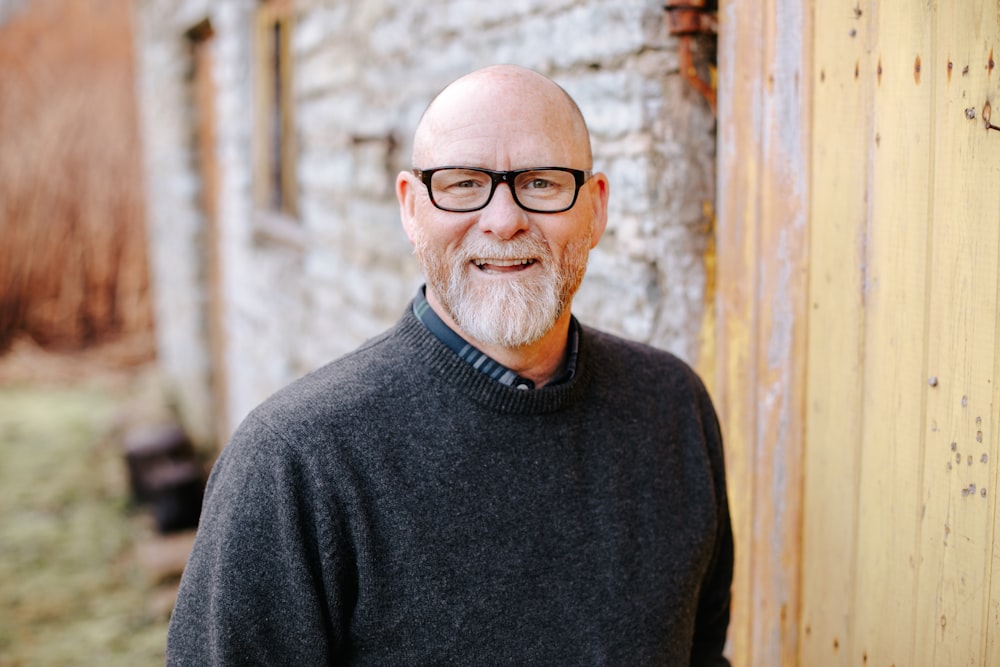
{"left": 411, "top": 65, "right": 593, "bottom": 169}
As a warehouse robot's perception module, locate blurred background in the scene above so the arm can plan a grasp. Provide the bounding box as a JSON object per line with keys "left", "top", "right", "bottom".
{"left": 0, "top": 0, "right": 179, "bottom": 664}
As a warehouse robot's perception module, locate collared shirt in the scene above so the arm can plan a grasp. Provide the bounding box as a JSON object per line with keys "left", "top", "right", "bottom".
{"left": 412, "top": 287, "right": 578, "bottom": 390}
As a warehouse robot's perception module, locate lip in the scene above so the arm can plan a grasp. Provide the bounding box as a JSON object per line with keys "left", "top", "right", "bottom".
{"left": 472, "top": 258, "right": 538, "bottom": 273}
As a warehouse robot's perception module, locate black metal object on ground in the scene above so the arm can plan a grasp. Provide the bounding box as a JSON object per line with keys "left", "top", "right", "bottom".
{"left": 123, "top": 423, "right": 205, "bottom": 533}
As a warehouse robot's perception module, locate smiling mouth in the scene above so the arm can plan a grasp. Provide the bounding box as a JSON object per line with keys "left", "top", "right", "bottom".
{"left": 472, "top": 258, "right": 538, "bottom": 273}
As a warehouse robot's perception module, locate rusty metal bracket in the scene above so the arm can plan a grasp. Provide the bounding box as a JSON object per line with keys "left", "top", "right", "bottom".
{"left": 664, "top": 1, "right": 718, "bottom": 114}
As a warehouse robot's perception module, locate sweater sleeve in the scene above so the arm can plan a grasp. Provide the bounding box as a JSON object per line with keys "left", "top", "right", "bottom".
{"left": 166, "top": 412, "right": 352, "bottom": 666}
{"left": 689, "top": 379, "right": 735, "bottom": 667}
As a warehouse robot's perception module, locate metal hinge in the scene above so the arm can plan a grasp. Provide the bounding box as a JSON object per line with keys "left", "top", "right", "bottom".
{"left": 664, "top": 1, "right": 718, "bottom": 114}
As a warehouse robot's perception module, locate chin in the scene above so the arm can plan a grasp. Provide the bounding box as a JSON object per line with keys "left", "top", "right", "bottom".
{"left": 446, "top": 273, "right": 562, "bottom": 348}
{"left": 416, "top": 232, "right": 589, "bottom": 349}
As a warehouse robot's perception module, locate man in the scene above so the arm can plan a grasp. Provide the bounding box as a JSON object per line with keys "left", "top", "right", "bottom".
{"left": 167, "top": 65, "right": 733, "bottom": 665}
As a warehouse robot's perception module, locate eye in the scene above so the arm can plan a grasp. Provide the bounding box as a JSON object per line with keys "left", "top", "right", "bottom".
{"left": 524, "top": 177, "right": 555, "bottom": 190}
{"left": 515, "top": 170, "right": 574, "bottom": 200}
{"left": 435, "top": 170, "right": 491, "bottom": 191}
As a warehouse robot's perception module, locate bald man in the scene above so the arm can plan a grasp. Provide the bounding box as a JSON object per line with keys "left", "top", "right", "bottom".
{"left": 167, "top": 65, "right": 733, "bottom": 666}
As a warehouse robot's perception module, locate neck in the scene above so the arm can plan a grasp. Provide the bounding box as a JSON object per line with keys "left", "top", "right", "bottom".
{"left": 425, "top": 289, "right": 572, "bottom": 388}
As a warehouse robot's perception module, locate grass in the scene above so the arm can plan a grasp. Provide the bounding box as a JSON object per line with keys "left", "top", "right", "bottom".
{"left": 0, "top": 380, "right": 171, "bottom": 666}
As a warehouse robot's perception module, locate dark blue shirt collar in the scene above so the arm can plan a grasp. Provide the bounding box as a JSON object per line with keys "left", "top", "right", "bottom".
{"left": 413, "top": 286, "right": 578, "bottom": 390}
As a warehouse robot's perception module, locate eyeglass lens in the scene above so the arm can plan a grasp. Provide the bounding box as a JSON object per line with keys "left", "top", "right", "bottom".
{"left": 430, "top": 169, "right": 579, "bottom": 212}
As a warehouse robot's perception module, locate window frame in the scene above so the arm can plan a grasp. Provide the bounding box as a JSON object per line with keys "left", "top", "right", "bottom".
{"left": 253, "top": 0, "right": 299, "bottom": 229}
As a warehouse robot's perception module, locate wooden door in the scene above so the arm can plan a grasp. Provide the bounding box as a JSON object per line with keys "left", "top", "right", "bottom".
{"left": 717, "top": 1, "right": 1000, "bottom": 664}
{"left": 803, "top": 1, "right": 1000, "bottom": 664}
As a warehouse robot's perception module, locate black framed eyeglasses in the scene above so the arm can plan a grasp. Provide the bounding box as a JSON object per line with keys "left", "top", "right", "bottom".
{"left": 412, "top": 166, "right": 593, "bottom": 213}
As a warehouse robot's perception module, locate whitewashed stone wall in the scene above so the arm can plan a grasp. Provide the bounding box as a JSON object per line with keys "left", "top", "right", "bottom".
{"left": 132, "top": 0, "right": 716, "bottom": 447}
{"left": 0, "top": 0, "right": 27, "bottom": 23}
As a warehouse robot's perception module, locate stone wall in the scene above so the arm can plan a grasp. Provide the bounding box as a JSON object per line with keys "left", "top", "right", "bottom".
{"left": 0, "top": 0, "right": 28, "bottom": 23}
{"left": 132, "top": 0, "right": 716, "bottom": 447}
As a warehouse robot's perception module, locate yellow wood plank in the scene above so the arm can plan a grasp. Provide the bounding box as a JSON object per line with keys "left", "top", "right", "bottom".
{"left": 717, "top": 0, "right": 812, "bottom": 663}
{"left": 752, "top": 102, "right": 810, "bottom": 667}
{"left": 851, "top": 2, "right": 935, "bottom": 665}
{"left": 752, "top": 2, "right": 811, "bottom": 664}
{"left": 914, "top": 2, "right": 1000, "bottom": 663}
{"left": 800, "top": 1, "right": 872, "bottom": 663}
{"left": 715, "top": 1, "right": 765, "bottom": 662}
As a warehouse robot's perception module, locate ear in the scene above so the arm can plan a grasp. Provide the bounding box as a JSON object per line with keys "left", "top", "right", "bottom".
{"left": 586, "top": 172, "right": 610, "bottom": 249}
{"left": 396, "top": 171, "right": 419, "bottom": 244}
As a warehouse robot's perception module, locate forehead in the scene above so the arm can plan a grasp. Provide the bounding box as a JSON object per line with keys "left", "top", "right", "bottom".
{"left": 414, "top": 74, "right": 590, "bottom": 168}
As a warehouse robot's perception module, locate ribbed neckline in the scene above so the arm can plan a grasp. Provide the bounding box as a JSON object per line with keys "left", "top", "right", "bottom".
{"left": 393, "top": 303, "right": 595, "bottom": 416}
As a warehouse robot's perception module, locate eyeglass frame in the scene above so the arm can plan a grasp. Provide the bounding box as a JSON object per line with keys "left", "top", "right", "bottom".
{"left": 411, "top": 166, "right": 594, "bottom": 214}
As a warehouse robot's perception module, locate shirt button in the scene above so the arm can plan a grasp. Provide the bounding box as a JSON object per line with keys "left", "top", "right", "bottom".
{"left": 515, "top": 383, "right": 531, "bottom": 391}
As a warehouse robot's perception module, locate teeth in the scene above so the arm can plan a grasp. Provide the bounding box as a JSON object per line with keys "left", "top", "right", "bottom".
{"left": 473, "top": 258, "right": 534, "bottom": 267}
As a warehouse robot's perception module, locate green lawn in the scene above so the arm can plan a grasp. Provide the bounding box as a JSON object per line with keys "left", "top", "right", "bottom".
{"left": 0, "top": 384, "right": 170, "bottom": 666}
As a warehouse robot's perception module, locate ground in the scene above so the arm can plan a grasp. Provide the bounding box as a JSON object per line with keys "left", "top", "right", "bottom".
{"left": 0, "top": 334, "right": 191, "bottom": 666}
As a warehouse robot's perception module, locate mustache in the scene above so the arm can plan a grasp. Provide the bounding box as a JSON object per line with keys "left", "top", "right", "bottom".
{"left": 454, "top": 234, "right": 551, "bottom": 263}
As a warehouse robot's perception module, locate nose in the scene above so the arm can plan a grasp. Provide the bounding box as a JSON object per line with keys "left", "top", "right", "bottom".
{"left": 476, "top": 183, "right": 529, "bottom": 240}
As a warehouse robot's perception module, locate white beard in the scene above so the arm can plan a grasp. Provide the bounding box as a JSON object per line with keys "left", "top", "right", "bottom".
{"left": 414, "top": 231, "right": 591, "bottom": 349}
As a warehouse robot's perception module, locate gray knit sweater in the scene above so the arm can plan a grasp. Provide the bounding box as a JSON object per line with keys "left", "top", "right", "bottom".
{"left": 166, "top": 303, "right": 733, "bottom": 666}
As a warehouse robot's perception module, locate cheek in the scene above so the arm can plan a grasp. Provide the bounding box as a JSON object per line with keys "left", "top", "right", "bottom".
{"left": 411, "top": 222, "right": 467, "bottom": 272}
{"left": 548, "top": 218, "right": 595, "bottom": 260}
{"left": 411, "top": 206, "right": 475, "bottom": 251}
